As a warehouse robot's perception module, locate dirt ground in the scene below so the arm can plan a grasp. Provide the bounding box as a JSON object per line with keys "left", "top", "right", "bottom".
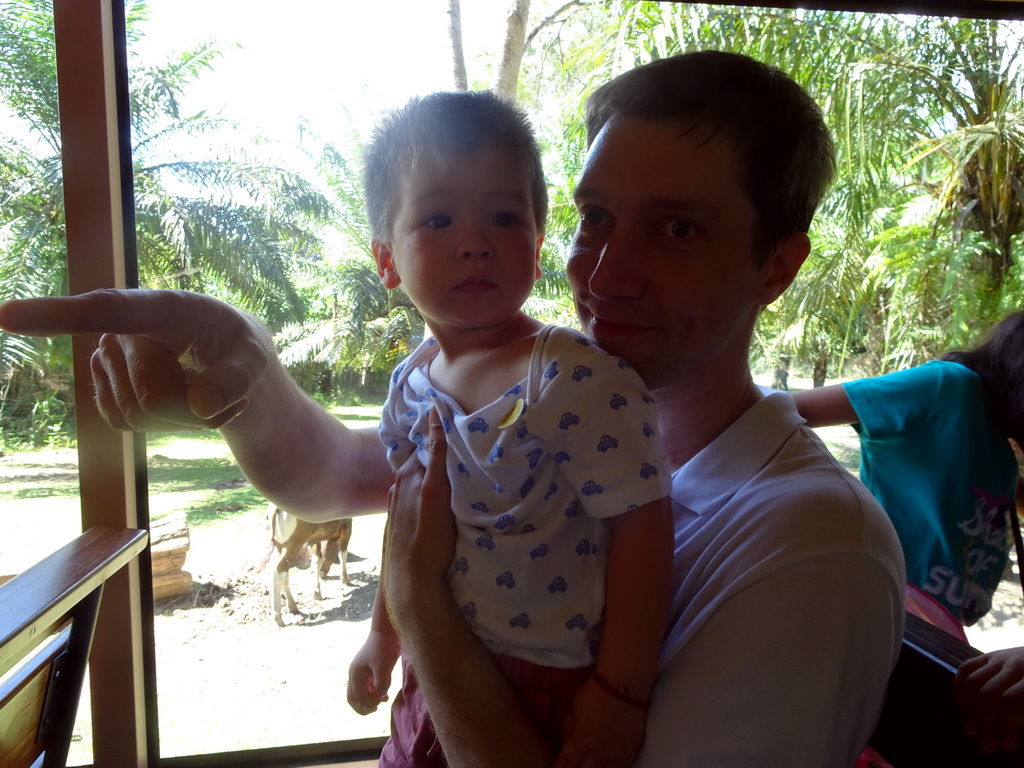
{"left": 49, "top": 499, "right": 391, "bottom": 764}
{"left": 143, "top": 507, "right": 394, "bottom": 758}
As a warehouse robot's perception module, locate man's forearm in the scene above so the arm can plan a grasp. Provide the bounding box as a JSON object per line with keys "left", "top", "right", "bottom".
{"left": 221, "top": 360, "right": 392, "bottom": 520}
{"left": 394, "top": 572, "right": 557, "bottom": 768}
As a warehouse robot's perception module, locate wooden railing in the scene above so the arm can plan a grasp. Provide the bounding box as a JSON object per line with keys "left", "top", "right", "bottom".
{"left": 0, "top": 526, "right": 148, "bottom": 768}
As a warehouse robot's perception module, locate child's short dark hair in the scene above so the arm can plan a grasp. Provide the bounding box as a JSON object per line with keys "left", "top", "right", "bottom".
{"left": 585, "top": 51, "right": 835, "bottom": 265}
{"left": 362, "top": 90, "right": 548, "bottom": 242}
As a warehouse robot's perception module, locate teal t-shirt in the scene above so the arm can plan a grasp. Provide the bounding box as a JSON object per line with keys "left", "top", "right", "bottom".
{"left": 845, "top": 360, "right": 1018, "bottom": 625}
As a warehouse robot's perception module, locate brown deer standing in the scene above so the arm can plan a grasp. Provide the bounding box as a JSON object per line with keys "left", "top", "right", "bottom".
{"left": 268, "top": 504, "right": 352, "bottom": 627}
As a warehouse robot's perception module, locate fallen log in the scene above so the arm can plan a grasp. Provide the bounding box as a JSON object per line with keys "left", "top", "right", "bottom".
{"left": 150, "top": 511, "right": 192, "bottom": 600}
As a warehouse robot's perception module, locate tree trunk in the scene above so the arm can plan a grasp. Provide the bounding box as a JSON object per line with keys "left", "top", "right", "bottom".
{"left": 771, "top": 355, "right": 790, "bottom": 391}
{"left": 448, "top": 0, "right": 468, "bottom": 90}
{"left": 812, "top": 352, "right": 829, "bottom": 388}
{"left": 151, "top": 511, "right": 193, "bottom": 601}
{"left": 495, "top": 0, "right": 530, "bottom": 101}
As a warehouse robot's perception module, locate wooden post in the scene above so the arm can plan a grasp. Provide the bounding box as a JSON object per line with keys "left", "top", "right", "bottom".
{"left": 52, "top": 0, "right": 148, "bottom": 765}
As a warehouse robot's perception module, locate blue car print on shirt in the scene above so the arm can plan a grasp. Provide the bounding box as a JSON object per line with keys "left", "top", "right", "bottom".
{"left": 566, "top": 614, "right": 589, "bottom": 630}
{"left": 475, "top": 534, "right": 496, "bottom": 551}
{"left": 412, "top": 432, "right": 425, "bottom": 446}
{"left": 617, "top": 358, "right": 631, "bottom": 369}
{"left": 572, "top": 365, "right": 593, "bottom": 381}
{"left": 643, "top": 392, "right": 655, "bottom": 404}
{"left": 530, "top": 544, "right": 549, "bottom": 559}
{"left": 519, "top": 477, "right": 535, "bottom": 498}
{"left": 597, "top": 435, "right": 619, "bottom": 453}
{"left": 643, "top": 422, "right": 655, "bottom": 438}
{"left": 544, "top": 483, "right": 558, "bottom": 500}
{"left": 548, "top": 576, "right": 568, "bottom": 593}
{"left": 520, "top": 524, "right": 537, "bottom": 534}
{"left": 516, "top": 422, "right": 529, "bottom": 439}
{"left": 495, "top": 514, "right": 517, "bottom": 531}
{"left": 462, "top": 602, "right": 477, "bottom": 619}
{"left": 458, "top": 462, "right": 471, "bottom": 477}
{"left": 509, "top": 613, "right": 531, "bottom": 628}
{"left": 640, "top": 463, "right": 658, "bottom": 479}
{"left": 454, "top": 557, "right": 469, "bottom": 574}
{"left": 553, "top": 451, "right": 570, "bottom": 463}
{"left": 610, "top": 393, "right": 628, "bottom": 410}
{"left": 471, "top": 501, "right": 490, "bottom": 514}
{"left": 559, "top": 412, "right": 580, "bottom": 430}
{"left": 563, "top": 501, "right": 578, "bottom": 519}
{"left": 442, "top": 417, "right": 453, "bottom": 433}
{"left": 488, "top": 446, "right": 504, "bottom": 463}
{"left": 544, "top": 362, "right": 559, "bottom": 379}
{"left": 495, "top": 571, "right": 516, "bottom": 589}
{"left": 504, "top": 384, "right": 523, "bottom": 397}
{"left": 576, "top": 539, "right": 595, "bottom": 556}
{"left": 527, "top": 448, "right": 543, "bottom": 469}
{"left": 387, "top": 439, "right": 400, "bottom": 452}
{"left": 468, "top": 417, "right": 489, "bottom": 433}
{"left": 425, "top": 387, "right": 437, "bottom": 398}
{"left": 581, "top": 480, "right": 604, "bottom": 496}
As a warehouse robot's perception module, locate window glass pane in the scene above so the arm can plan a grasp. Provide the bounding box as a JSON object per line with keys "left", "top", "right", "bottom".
{"left": 117, "top": 0, "right": 1024, "bottom": 759}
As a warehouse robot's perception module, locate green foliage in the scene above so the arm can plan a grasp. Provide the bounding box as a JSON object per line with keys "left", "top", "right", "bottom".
{"left": 0, "top": 359, "right": 74, "bottom": 450}
{"left": 547, "top": 3, "right": 1024, "bottom": 380}
{"left": 0, "top": 392, "right": 74, "bottom": 450}
{"left": 0, "top": 0, "right": 337, "bottom": 438}
{"left": 146, "top": 452, "right": 265, "bottom": 525}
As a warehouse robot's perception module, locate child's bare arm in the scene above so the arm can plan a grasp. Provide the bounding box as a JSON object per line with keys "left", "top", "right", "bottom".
{"left": 347, "top": 544, "right": 402, "bottom": 714}
{"left": 790, "top": 384, "right": 859, "bottom": 428}
{"left": 557, "top": 497, "right": 674, "bottom": 767}
{"left": 599, "top": 497, "right": 674, "bottom": 699}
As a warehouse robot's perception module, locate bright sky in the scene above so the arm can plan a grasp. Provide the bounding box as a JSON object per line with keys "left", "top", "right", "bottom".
{"left": 135, "top": 0, "right": 515, "bottom": 143}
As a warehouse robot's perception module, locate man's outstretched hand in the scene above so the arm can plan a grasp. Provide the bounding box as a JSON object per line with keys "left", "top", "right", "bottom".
{"left": 0, "top": 289, "right": 276, "bottom": 431}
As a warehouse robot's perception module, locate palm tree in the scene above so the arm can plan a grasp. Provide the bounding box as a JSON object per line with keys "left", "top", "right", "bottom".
{"left": 546, "top": 4, "right": 1024, "bottom": 378}
{"left": 1, "top": 0, "right": 335, "bottom": 320}
{"left": 896, "top": 19, "right": 1024, "bottom": 315}
{"left": 0, "top": 0, "right": 333, "bottom": 441}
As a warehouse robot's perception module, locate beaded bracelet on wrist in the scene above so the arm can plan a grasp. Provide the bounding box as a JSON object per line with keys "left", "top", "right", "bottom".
{"left": 587, "top": 667, "right": 650, "bottom": 710}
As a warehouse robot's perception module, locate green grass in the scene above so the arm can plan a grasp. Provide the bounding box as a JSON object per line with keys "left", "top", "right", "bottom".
{"left": 0, "top": 404, "right": 385, "bottom": 575}
{"left": 326, "top": 403, "right": 385, "bottom": 424}
{"left": 145, "top": 404, "right": 384, "bottom": 525}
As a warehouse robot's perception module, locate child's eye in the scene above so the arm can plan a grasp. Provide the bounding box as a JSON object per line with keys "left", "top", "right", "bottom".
{"left": 425, "top": 214, "right": 452, "bottom": 228}
{"left": 660, "top": 218, "right": 696, "bottom": 239}
{"left": 494, "top": 211, "right": 518, "bottom": 226}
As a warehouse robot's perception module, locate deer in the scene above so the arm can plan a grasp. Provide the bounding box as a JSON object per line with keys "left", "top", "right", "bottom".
{"left": 268, "top": 504, "right": 353, "bottom": 627}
